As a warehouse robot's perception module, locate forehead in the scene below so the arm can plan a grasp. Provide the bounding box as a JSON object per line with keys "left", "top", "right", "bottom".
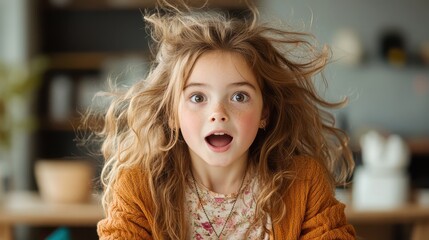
{"left": 186, "top": 50, "right": 258, "bottom": 88}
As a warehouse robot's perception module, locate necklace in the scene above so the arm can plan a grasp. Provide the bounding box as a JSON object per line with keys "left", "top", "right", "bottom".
{"left": 190, "top": 170, "right": 247, "bottom": 240}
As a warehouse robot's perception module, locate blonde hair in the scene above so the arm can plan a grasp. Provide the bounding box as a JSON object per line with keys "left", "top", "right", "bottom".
{"left": 83, "top": 2, "right": 354, "bottom": 239}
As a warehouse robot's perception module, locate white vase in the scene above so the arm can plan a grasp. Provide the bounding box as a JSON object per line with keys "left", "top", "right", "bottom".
{"left": 353, "top": 166, "right": 409, "bottom": 210}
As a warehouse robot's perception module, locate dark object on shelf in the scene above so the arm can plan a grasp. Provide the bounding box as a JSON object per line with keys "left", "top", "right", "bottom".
{"left": 380, "top": 29, "right": 407, "bottom": 67}
{"left": 409, "top": 153, "right": 429, "bottom": 189}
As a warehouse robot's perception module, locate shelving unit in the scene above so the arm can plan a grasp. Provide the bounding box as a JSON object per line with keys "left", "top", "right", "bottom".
{"left": 35, "top": 0, "right": 252, "bottom": 133}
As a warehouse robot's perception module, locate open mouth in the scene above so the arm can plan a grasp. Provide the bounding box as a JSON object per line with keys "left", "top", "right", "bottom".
{"left": 205, "top": 133, "right": 233, "bottom": 148}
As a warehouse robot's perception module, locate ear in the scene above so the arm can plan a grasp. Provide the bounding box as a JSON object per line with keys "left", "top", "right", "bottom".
{"left": 259, "top": 107, "right": 269, "bottom": 129}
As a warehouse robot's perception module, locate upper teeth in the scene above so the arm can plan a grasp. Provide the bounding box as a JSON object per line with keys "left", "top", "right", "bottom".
{"left": 213, "top": 132, "right": 225, "bottom": 135}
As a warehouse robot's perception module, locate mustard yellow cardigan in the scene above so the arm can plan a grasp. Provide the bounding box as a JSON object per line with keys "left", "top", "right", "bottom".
{"left": 98, "top": 157, "right": 356, "bottom": 239}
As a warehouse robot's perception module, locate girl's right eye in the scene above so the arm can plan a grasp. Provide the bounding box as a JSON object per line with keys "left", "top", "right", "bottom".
{"left": 190, "top": 94, "right": 205, "bottom": 103}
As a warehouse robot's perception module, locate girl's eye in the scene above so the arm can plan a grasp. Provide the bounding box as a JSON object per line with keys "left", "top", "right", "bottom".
{"left": 231, "top": 92, "right": 249, "bottom": 102}
{"left": 190, "top": 94, "right": 206, "bottom": 103}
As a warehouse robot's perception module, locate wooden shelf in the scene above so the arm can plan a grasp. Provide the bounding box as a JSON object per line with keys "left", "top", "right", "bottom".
{"left": 47, "top": 52, "right": 148, "bottom": 71}
{"left": 406, "top": 137, "right": 429, "bottom": 155}
{"left": 38, "top": 117, "right": 80, "bottom": 131}
{"left": 39, "top": 116, "right": 104, "bottom": 131}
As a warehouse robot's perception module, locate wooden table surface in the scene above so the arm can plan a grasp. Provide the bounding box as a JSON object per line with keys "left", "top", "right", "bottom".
{"left": 346, "top": 203, "right": 429, "bottom": 224}
{"left": 1, "top": 191, "right": 429, "bottom": 240}
{"left": 0, "top": 191, "right": 104, "bottom": 226}
{"left": 0, "top": 191, "right": 104, "bottom": 240}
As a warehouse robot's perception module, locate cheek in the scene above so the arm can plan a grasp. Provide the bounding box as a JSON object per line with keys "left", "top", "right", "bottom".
{"left": 237, "top": 111, "right": 261, "bottom": 137}
{"left": 178, "top": 104, "right": 200, "bottom": 139}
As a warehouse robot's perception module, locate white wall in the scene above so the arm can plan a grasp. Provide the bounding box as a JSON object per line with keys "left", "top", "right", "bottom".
{"left": 0, "top": 0, "right": 33, "bottom": 192}
{"left": 0, "top": 0, "right": 29, "bottom": 64}
{"left": 260, "top": 0, "right": 429, "bottom": 138}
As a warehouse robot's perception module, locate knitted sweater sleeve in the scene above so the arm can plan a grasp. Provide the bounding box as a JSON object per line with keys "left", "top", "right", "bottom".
{"left": 97, "top": 168, "right": 154, "bottom": 240}
{"left": 300, "top": 159, "right": 355, "bottom": 239}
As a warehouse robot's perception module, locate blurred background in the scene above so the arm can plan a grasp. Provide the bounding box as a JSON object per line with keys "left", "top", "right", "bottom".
{"left": 0, "top": 0, "right": 428, "bottom": 239}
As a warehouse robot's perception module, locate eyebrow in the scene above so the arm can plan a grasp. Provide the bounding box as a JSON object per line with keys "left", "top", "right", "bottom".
{"left": 183, "top": 81, "right": 257, "bottom": 91}
{"left": 231, "top": 82, "right": 257, "bottom": 90}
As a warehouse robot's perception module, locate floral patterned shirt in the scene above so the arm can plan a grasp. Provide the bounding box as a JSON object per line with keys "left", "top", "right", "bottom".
{"left": 185, "top": 175, "right": 271, "bottom": 240}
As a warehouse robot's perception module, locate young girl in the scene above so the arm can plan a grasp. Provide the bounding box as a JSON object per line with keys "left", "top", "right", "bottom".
{"left": 90, "top": 2, "right": 356, "bottom": 239}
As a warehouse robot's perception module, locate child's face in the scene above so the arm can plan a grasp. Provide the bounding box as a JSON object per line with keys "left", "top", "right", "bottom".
{"left": 178, "top": 51, "right": 265, "bottom": 168}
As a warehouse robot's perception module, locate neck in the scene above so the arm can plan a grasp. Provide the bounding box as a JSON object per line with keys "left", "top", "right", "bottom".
{"left": 191, "top": 160, "right": 248, "bottom": 195}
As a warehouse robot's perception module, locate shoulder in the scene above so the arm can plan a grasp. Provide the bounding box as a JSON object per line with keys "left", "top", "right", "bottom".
{"left": 117, "top": 165, "right": 147, "bottom": 184}
{"left": 288, "top": 155, "right": 331, "bottom": 181}
{"left": 114, "top": 165, "right": 145, "bottom": 187}
{"left": 98, "top": 165, "right": 155, "bottom": 239}
{"left": 272, "top": 156, "right": 354, "bottom": 238}
{"left": 113, "top": 165, "right": 152, "bottom": 201}
{"left": 284, "top": 155, "right": 335, "bottom": 199}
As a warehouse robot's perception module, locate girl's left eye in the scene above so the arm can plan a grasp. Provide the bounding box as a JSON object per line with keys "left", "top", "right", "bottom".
{"left": 190, "top": 93, "right": 206, "bottom": 103}
{"left": 231, "top": 92, "right": 250, "bottom": 102}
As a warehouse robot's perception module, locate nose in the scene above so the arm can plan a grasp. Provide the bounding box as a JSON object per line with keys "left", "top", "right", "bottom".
{"left": 209, "top": 103, "right": 228, "bottom": 122}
